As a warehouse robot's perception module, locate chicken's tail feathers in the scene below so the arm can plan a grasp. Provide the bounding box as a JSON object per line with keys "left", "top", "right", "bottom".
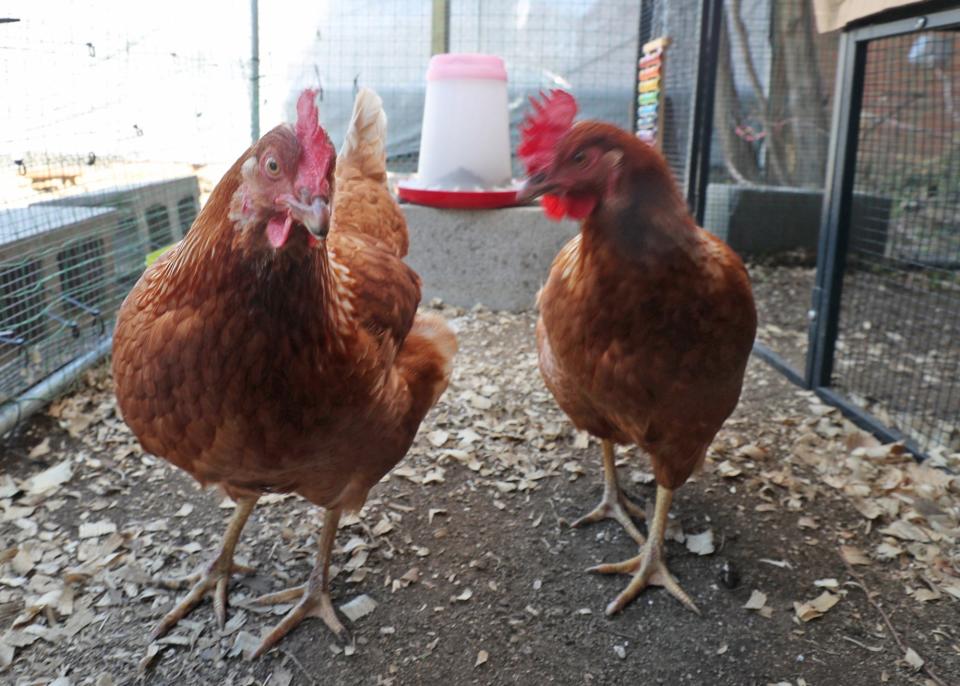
{"left": 337, "top": 87, "right": 387, "bottom": 178}
{"left": 398, "top": 313, "right": 458, "bottom": 418}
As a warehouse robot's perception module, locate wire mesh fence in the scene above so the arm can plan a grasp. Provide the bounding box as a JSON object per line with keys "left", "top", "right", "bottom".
{"left": 0, "top": 0, "right": 248, "bottom": 410}
{"left": 0, "top": 0, "right": 646, "bottom": 414}
{"left": 3, "top": 1, "right": 957, "bottom": 459}
{"left": 284, "top": 1, "right": 643, "bottom": 173}
{"left": 633, "top": 0, "right": 706, "bottom": 194}
{"left": 829, "top": 29, "right": 960, "bottom": 457}
{"left": 701, "top": 0, "right": 839, "bottom": 375}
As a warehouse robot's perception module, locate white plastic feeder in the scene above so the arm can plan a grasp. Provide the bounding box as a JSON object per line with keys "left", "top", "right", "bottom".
{"left": 398, "top": 53, "right": 517, "bottom": 208}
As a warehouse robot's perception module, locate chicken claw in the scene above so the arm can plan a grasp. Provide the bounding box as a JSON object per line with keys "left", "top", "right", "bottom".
{"left": 589, "top": 544, "right": 700, "bottom": 616}
{"left": 572, "top": 440, "right": 646, "bottom": 545}
{"left": 151, "top": 496, "right": 257, "bottom": 639}
{"left": 587, "top": 485, "right": 700, "bottom": 616}
{"left": 250, "top": 575, "right": 348, "bottom": 659}
{"left": 250, "top": 508, "right": 347, "bottom": 658}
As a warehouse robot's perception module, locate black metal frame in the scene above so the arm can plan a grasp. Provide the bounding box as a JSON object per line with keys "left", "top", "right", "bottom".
{"left": 686, "top": 0, "right": 723, "bottom": 225}
{"left": 804, "top": 4, "right": 960, "bottom": 455}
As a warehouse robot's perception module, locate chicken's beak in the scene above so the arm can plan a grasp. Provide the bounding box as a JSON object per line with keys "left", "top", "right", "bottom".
{"left": 283, "top": 195, "right": 330, "bottom": 240}
{"left": 516, "top": 171, "right": 558, "bottom": 203}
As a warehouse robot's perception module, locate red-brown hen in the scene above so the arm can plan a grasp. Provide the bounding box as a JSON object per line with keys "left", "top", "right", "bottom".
{"left": 112, "top": 88, "right": 455, "bottom": 656}
{"left": 518, "top": 90, "right": 756, "bottom": 615}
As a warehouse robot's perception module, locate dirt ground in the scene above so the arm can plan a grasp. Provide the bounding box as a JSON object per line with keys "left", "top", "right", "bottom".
{"left": 1, "top": 307, "right": 959, "bottom": 686}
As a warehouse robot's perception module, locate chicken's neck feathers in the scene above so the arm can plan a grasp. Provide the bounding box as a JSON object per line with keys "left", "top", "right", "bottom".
{"left": 580, "top": 192, "right": 701, "bottom": 271}
{"left": 147, "top": 205, "right": 357, "bottom": 353}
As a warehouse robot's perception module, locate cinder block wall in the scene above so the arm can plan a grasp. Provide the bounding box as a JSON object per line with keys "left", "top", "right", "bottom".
{"left": 402, "top": 205, "right": 578, "bottom": 312}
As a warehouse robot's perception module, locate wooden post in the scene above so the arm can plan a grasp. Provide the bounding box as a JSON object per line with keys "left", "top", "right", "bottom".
{"left": 250, "top": 0, "right": 260, "bottom": 144}
{"left": 431, "top": 0, "right": 450, "bottom": 56}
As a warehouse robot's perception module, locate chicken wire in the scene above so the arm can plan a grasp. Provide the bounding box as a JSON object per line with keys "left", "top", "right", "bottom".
{"left": 0, "top": 1, "right": 240, "bottom": 410}
{"left": 282, "top": 0, "right": 643, "bottom": 173}
{"left": 828, "top": 29, "right": 960, "bottom": 456}
{"left": 0, "top": 0, "right": 647, "bottom": 416}
{"left": 636, "top": 0, "right": 706, "bottom": 194}
{"left": 701, "top": 0, "right": 839, "bottom": 375}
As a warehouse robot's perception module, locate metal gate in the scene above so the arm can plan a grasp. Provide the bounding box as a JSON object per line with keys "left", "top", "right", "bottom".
{"left": 809, "top": 4, "right": 960, "bottom": 458}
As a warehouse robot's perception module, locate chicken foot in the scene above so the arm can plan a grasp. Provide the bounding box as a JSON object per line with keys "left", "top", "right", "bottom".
{"left": 152, "top": 496, "right": 258, "bottom": 639}
{"left": 588, "top": 484, "right": 700, "bottom": 615}
{"left": 250, "top": 507, "right": 346, "bottom": 658}
{"left": 572, "top": 440, "right": 646, "bottom": 545}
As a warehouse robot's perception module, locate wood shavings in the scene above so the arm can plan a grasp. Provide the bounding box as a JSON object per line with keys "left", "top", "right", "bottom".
{"left": 685, "top": 530, "right": 715, "bottom": 556}
{"left": 339, "top": 594, "right": 377, "bottom": 622}
{"left": 0, "top": 476, "right": 19, "bottom": 499}
{"left": 27, "top": 437, "right": 52, "bottom": 459}
{"left": 839, "top": 546, "right": 871, "bottom": 566}
{"left": 174, "top": 503, "right": 194, "bottom": 517}
{"left": 0, "top": 641, "right": 14, "bottom": 669}
{"left": 2, "top": 305, "right": 957, "bottom": 683}
{"left": 877, "top": 520, "right": 930, "bottom": 543}
{"left": 903, "top": 647, "right": 924, "bottom": 671}
{"left": 474, "top": 649, "right": 489, "bottom": 667}
{"left": 427, "top": 430, "right": 449, "bottom": 447}
{"left": 744, "top": 590, "right": 767, "bottom": 611}
{"left": 793, "top": 591, "right": 839, "bottom": 622}
{"left": 23, "top": 461, "right": 73, "bottom": 496}
{"left": 372, "top": 516, "right": 395, "bottom": 536}
{"left": 78, "top": 520, "right": 117, "bottom": 539}
{"left": 716, "top": 460, "right": 742, "bottom": 478}
{"left": 229, "top": 631, "right": 261, "bottom": 661}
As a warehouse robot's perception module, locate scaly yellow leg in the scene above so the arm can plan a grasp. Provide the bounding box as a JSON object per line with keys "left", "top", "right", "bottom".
{"left": 152, "top": 495, "right": 258, "bottom": 638}
{"left": 572, "top": 439, "right": 646, "bottom": 544}
{"left": 250, "top": 508, "right": 346, "bottom": 658}
{"left": 589, "top": 484, "right": 700, "bottom": 615}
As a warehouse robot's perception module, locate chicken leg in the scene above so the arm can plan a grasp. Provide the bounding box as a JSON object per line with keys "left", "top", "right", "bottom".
{"left": 250, "top": 508, "right": 346, "bottom": 658}
{"left": 588, "top": 484, "right": 700, "bottom": 615}
{"left": 153, "top": 495, "right": 258, "bottom": 639}
{"left": 572, "top": 440, "right": 646, "bottom": 544}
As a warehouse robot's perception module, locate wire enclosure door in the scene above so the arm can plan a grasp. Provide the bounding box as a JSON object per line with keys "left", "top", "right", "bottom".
{"left": 810, "top": 6, "right": 960, "bottom": 459}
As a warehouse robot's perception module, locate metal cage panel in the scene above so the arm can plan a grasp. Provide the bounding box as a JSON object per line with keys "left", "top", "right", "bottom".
{"left": 810, "top": 5, "right": 960, "bottom": 457}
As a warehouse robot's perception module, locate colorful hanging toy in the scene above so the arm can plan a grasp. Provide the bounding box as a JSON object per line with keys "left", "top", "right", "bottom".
{"left": 636, "top": 37, "right": 669, "bottom": 149}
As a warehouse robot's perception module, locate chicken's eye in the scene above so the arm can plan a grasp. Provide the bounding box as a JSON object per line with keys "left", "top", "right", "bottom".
{"left": 264, "top": 157, "right": 281, "bottom": 177}
{"left": 572, "top": 150, "right": 587, "bottom": 166}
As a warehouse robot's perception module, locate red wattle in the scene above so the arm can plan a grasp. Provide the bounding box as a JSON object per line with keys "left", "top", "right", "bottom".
{"left": 267, "top": 214, "right": 293, "bottom": 248}
{"left": 542, "top": 194, "right": 567, "bottom": 221}
{"left": 541, "top": 193, "right": 596, "bottom": 221}
{"left": 565, "top": 194, "right": 597, "bottom": 220}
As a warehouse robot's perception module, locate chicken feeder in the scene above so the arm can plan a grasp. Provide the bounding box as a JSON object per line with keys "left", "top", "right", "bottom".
{"left": 397, "top": 53, "right": 519, "bottom": 209}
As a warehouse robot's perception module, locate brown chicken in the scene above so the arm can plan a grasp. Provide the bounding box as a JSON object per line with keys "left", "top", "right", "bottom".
{"left": 517, "top": 91, "right": 756, "bottom": 615}
{"left": 112, "top": 88, "right": 456, "bottom": 656}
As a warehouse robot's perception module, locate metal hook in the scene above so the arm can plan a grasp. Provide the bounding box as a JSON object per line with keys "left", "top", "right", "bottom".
{"left": 46, "top": 311, "right": 80, "bottom": 339}
{"left": 63, "top": 295, "right": 105, "bottom": 336}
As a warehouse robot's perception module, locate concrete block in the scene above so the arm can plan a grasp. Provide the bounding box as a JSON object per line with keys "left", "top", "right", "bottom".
{"left": 403, "top": 204, "right": 578, "bottom": 312}
{"left": 703, "top": 182, "right": 891, "bottom": 256}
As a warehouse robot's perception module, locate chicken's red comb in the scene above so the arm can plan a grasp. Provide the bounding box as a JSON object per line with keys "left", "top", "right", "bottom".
{"left": 294, "top": 89, "right": 333, "bottom": 194}
{"left": 518, "top": 89, "right": 578, "bottom": 175}
{"left": 295, "top": 89, "right": 322, "bottom": 145}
